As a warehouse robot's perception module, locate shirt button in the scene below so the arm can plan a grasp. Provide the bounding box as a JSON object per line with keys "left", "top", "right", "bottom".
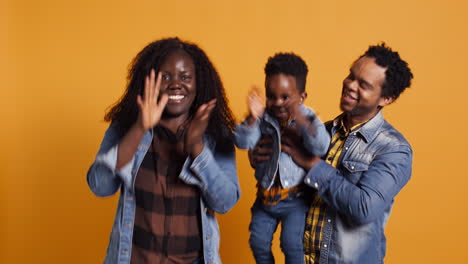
{"left": 353, "top": 132, "right": 357, "bottom": 135}
{"left": 345, "top": 147, "right": 349, "bottom": 150}
{"left": 323, "top": 244, "right": 328, "bottom": 248}
{"left": 284, "top": 181, "right": 289, "bottom": 186}
{"left": 351, "top": 166, "right": 355, "bottom": 170}
{"left": 327, "top": 219, "right": 331, "bottom": 223}
{"left": 306, "top": 178, "right": 311, "bottom": 184}
{"left": 314, "top": 182, "right": 319, "bottom": 189}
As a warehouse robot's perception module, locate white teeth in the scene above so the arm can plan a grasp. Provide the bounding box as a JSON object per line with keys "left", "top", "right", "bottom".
{"left": 345, "top": 93, "right": 357, "bottom": 100}
{"left": 168, "top": 95, "right": 184, "bottom": 100}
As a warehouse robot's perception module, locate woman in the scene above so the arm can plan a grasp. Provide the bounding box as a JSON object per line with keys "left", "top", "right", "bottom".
{"left": 87, "top": 37, "right": 240, "bottom": 264}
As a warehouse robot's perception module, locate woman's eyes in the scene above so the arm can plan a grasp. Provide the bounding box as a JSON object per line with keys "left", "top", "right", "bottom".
{"left": 181, "top": 75, "right": 192, "bottom": 81}
{"left": 160, "top": 74, "right": 192, "bottom": 81}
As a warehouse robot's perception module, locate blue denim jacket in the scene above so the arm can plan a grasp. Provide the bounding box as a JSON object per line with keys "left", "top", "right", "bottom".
{"left": 304, "top": 111, "right": 412, "bottom": 264}
{"left": 235, "top": 105, "right": 330, "bottom": 189}
{"left": 87, "top": 123, "right": 240, "bottom": 264}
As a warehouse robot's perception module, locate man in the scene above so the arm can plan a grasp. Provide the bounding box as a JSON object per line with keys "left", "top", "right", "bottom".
{"left": 253, "top": 43, "right": 414, "bottom": 264}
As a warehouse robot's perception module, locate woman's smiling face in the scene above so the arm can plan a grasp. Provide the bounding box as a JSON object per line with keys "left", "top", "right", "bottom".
{"left": 159, "top": 49, "right": 197, "bottom": 119}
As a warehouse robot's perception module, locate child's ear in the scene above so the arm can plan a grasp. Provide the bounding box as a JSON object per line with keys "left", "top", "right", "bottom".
{"left": 300, "top": 92, "right": 308, "bottom": 103}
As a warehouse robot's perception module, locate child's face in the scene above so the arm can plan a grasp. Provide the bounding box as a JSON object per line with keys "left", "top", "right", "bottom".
{"left": 265, "top": 73, "right": 306, "bottom": 123}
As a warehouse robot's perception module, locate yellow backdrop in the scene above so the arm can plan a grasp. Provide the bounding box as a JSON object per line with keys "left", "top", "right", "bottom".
{"left": 2, "top": 0, "right": 468, "bottom": 263}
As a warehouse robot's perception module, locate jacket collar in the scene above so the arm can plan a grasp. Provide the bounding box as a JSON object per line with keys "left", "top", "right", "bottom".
{"left": 332, "top": 110, "right": 385, "bottom": 143}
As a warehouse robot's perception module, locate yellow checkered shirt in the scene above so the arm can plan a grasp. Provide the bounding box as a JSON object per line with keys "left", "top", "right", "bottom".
{"left": 304, "top": 119, "right": 362, "bottom": 264}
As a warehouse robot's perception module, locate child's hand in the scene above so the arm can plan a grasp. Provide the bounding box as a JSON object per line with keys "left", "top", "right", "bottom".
{"left": 285, "top": 100, "right": 307, "bottom": 128}
{"left": 248, "top": 87, "right": 265, "bottom": 122}
{"left": 287, "top": 102, "right": 318, "bottom": 137}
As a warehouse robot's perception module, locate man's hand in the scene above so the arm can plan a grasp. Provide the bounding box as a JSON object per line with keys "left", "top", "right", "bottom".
{"left": 281, "top": 126, "right": 321, "bottom": 171}
{"left": 248, "top": 135, "right": 273, "bottom": 168}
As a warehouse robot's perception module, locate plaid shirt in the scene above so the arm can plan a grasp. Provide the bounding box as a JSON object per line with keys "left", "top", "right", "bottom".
{"left": 257, "top": 181, "right": 301, "bottom": 206}
{"left": 304, "top": 118, "right": 363, "bottom": 264}
{"left": 131, "top": 126, "right": 202, "bottom": 264}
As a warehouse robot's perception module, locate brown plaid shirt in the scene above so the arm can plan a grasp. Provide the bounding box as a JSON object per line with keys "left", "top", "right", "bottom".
{"left": 131, "top": 125, "right": 202, "bottom": 264}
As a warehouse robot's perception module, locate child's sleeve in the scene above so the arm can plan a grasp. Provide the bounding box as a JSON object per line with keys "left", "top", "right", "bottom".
{"left": 233, "top": 118, "right": 262, "bottom": 150}
{"left": 298, "top": 108, "right": 330, "bottom": 157}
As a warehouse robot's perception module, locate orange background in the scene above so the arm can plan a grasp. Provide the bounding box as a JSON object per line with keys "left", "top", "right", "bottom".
{"left": 2, "top": 0, "right": 467, "bottom": 263}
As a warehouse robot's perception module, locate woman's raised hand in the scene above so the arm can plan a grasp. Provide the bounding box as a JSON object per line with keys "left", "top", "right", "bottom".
{"left": 185, "top": 99, "right": 217, "bottom": 157}
{"left": 136, "top": 69, "right": 169, "bottom": 131}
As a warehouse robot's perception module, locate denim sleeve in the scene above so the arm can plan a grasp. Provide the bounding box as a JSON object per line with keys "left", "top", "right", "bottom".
{"left": 179, "top": 141, "right": 240, "bottom": 214}
{"left": 298, "top": 113, "right": 330, "bottom": 156}
{"left": 86, "top": 123, "right": 135, "bottom": 197}
{"left": 304, "top": 144, "right": 412, "bottom": 225}
{"left": 233, "top": 118, "right": 262, "bottom": 149}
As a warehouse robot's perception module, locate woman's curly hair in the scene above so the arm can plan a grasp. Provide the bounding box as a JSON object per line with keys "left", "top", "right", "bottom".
{"left": 105, "top": 37, "right": 236, "bottom": 146}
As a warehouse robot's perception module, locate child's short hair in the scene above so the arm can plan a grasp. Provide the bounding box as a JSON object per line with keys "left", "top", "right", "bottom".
{"left": 264, "top": 53, "right": 308, "bottom": 93}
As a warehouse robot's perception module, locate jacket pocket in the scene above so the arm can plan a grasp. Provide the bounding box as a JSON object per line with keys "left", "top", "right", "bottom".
{"left": 341, "top": 160, "right": 369, "bottom": 184}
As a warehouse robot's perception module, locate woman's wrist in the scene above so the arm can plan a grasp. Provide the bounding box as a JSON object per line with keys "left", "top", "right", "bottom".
{"left": 189, "top": 142, "right": 204, "bottom": 158}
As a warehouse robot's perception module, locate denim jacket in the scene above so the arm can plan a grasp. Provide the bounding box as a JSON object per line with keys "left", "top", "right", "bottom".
{"left": 304, "top": 111, "right": 412, "bottom": 264}
{"left": 235, "top": 105, "right": 330, "bottom": 190}
{"left": 87, "top": 122, "right": 240, "bottom": 264}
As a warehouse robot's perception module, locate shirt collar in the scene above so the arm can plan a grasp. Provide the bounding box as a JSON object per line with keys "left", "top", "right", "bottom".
{"left": 332, "top": 110, "right": 385, "bottom": 143}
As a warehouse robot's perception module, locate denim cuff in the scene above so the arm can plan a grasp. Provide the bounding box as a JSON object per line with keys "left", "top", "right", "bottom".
{"left": 95, "top": 144, "right": 134, "bottom": 188}
{"left": 179, "top": 144, "right": 212, "bottom": 188}
{"left": 304, "top": 160, "right": 335, "bottom": 193}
